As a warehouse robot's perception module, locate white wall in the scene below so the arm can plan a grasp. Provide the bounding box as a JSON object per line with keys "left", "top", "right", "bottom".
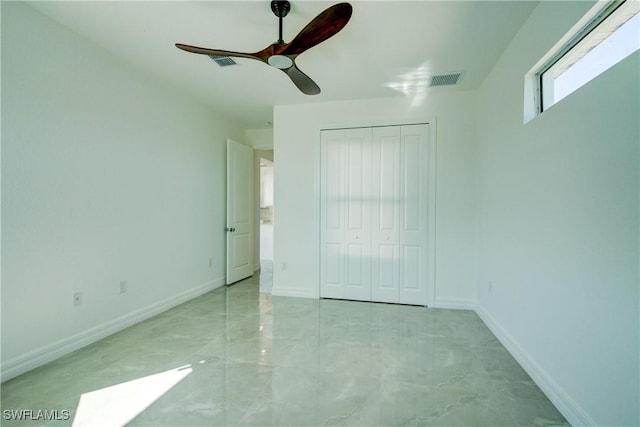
{"left": 1, "top": 3, "right": 245, "bottom": 379}
{"left": 474, "top": 1, "right": 639, "bottom": 426}
{"left": 246, "top": 128, "right": 274, "bottom": 150}
{"left": 273, "top": 92, "right": 477, "bottom": 306}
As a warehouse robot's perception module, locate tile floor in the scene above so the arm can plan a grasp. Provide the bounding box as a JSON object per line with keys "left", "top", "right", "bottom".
{"left": 1, "top": 272, "right": 569, "bottom": 426}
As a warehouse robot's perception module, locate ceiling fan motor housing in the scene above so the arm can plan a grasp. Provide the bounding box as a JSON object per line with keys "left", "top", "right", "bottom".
{"left": 271, "top": 1, "right": 291, "bottom": 18}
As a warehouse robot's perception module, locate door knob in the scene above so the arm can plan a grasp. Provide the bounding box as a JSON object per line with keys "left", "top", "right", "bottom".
{"left": 226, "top": 227, "right": 236, "bottom": 232}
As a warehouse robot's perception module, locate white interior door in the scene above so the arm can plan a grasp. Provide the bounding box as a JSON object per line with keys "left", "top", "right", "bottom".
{"left": 226, "top": 139, "right": 254, "bottom": 285}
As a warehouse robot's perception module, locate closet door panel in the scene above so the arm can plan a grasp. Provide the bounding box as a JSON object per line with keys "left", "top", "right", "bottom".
{"left": 325, "top": 141, "right": 342, "bottom": 230}
{"left": 402, "top": 134, "right": 421, "bottom": 231}
{"left": 377, "top": 245, "right": 398, "bottom": 291}
{"left": 344, "top": 128, "right": 372, "bottom": 301}
{"left": 371, "top": 126, "right": 400, "bottom": 303}
{"left": 320, "top": 130, "right": 346, "bottom": 299}
{"left": 399, "top": 124, "right": 429, "bottom": 305}
{"left": 325, "top": 243, "right": 342, "bottom": 286}
{"left": 346, "top": 243, "right": 367, "bottom": 299}
{"left": 402, "top": 245, "right": 420, "bottom": 290}
{"left": 379, "top": 134, "right": 399, "bottom": 231}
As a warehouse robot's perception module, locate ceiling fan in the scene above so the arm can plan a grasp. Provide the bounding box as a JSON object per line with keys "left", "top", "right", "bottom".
{"left": 175, "top": 1, "right": 352, "bottom": 95}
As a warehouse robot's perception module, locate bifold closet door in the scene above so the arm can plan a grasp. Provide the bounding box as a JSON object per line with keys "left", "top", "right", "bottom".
{"left": 370, "top": 125, "right": 429, "bottom": 305}
{"left": 320, "top": 124, "right": 429, "bottom": 306}
{"left": 320, "top": 128, "right": 372, "bottom": 302}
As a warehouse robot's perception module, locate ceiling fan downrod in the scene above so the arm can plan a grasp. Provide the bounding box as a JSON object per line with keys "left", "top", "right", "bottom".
{"left": 271, "top": 0, "right": 290, "bottom": 45}
{"left": 267, "top": 0, "right": 293, "bottom": 69}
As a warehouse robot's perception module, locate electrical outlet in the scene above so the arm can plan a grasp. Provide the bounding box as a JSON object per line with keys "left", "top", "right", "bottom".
{"left": 281, "top": 262, "right": 287, "bottom": 271}
{"left": 488, "top": 281, "right": 493, "bottom": 293}
{"left": 209, "top": 258, "right": 213, "bottom": 268}
{"left": 120, "top": 281, "right": 128, "bottom": 294}
{"left": 73, "top": 292, "right": 82, "bottom": 307}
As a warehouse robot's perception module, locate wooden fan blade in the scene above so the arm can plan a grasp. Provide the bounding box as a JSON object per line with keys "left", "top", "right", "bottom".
{"left": 284, "top": 64, "right": 321, "bottom": 95}
{"left": 175, "top": 43, "right": 262, "bottom": 61}
{"left": 283, "top": 2, "right": 352, "bottom": 56}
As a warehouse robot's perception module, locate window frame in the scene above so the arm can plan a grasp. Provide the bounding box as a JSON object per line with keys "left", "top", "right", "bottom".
{"left": 524, "top": 0, "right": 638, "bottom": 122}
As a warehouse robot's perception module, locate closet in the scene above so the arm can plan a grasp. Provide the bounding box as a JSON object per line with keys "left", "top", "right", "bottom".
{"left": 320, "top": 124, "right": 432, "bottom": 306}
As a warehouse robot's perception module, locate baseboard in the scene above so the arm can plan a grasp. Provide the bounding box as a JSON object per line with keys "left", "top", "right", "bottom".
{"left": 432, "top": 297, "right": 476, "bottom": 310}
{"left": 1, "top": 277, "right": 224, "bottom": 383}
{"left": 474, "top": 303, "right": 596, "bottom": 427}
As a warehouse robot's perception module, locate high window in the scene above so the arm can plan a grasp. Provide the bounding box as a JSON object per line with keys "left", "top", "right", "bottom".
{"left": 532, "top": 0, "right": 639, "bottom": 116}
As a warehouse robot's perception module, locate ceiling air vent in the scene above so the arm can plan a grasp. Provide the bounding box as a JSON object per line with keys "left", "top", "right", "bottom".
{"left": 209, "top": 56, "right": 237, "bottom": 67}
{"left": 429, "top": 72, "right": 463, "bottom": 87}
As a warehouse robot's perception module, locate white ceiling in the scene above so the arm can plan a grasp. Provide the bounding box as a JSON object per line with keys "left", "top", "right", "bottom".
{"left": 28, "top": 1, "right": 539, "bottom": 129}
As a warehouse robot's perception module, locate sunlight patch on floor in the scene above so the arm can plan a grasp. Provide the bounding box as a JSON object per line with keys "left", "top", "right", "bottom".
{"left": 72, "top": 365, "right": 193, "bottom": 427}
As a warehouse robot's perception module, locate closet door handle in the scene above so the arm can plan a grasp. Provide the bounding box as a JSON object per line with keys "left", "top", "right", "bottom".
{"left": 226, "top": 227, "right": 236, "bottom": 232}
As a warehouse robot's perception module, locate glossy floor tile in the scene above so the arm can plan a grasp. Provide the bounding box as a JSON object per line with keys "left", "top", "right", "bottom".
{"left": 1, "top": 274, "right": 569, "bottom": 426}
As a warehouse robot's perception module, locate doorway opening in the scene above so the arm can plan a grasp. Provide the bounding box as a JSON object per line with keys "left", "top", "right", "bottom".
{"left": 258, "top": 150, "right": 274, "bottom": 292}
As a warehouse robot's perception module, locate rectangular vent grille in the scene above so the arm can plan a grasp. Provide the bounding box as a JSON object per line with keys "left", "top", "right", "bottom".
{"left": 209, "top": 56, "right": 237, "bottom": 67}
{"left": 429, "top": 72, "right": 463, "bottom": 87}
